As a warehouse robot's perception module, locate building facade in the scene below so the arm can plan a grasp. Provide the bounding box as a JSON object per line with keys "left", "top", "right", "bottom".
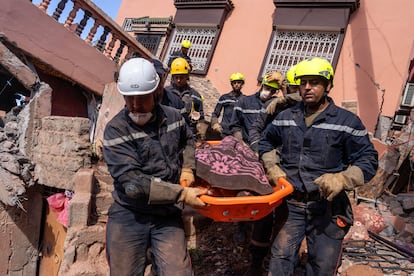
{"left": 116, "top": 0, "right": 414, "bottom": 137}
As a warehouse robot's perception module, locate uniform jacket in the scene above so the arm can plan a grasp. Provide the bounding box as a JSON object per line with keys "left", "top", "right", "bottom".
{"left": 258, "top": 97, "right": 378, "bottom": 193}
{"left": 211, "top": 91, "right": 243, "bottom": 136}
{"left": 250, "top": 93, "right": 302, "bottom": 152}
{"left": 229, "top": 91, "right": 273, "bottom": 144}
{"left": 161, "top": 88, "right": 187, "bottom": 121}
{"left": 103, "top": 104, "right": 195, "bottom": 215}
{"left": 164, "top": 84, "right": 204, "bottom": 132}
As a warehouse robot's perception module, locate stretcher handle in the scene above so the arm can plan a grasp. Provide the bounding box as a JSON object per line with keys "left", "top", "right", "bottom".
{"left": 180, "top": 177, "right": 294, "bottom": 206}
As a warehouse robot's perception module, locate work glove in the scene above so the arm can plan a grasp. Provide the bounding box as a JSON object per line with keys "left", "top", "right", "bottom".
{"left": 148, "top": 178, "right": 185, "bottom": 205}
{"left": 212, "top": 123, "right": 223, "bottom": 134}
{"left": 266, "top": 165, "right": 287, "bottom": 186}
{"left": 266, "top": 93, "right": 302, "bottom": 116}
{"left": 180, "top": 168, "right": 195, "bottom": 186}
{"left": 261, "top": 149, "right": 285, "bottom": 185}
{"left": 314, "top": 165, "right": 364, "bottom": 201}
{"left": 285, "top": 92, "right": 302, "bottom": 104}
{"left": 178, "top": 187, "right": 207, "bottom": 208}
{"left": 265, "top": 96, "right": 287, "bottom": 115}
{"left": 233, "top": 130, "right": 244, "bottom": 142}
{"left": 196, "top": 122, "right": 209, "bottom": 140}
{"left": 265, "top": 70, "right": 287, "bottom": 93}
{"left": 265, "top": 70, "right": 285, "bottom": 84}
{"left": 261, "top": 149, "right": 281, "bottom": 171}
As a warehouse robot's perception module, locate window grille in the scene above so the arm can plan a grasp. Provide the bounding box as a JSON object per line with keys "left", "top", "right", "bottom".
{"left": 164, "top": 26, "right": 219, "bottom": 73}
{"left": 123, "top": 18, "right": 134, "bottom": 32}
{"left": 401, "top": 83, "right": 414, "bottom": 107}
{"left": 261, "top": 29, "right": 340, "bottom": 77}
{"left": 394, "top": 115, "right": 407, "bottom": 125}
{"left": 136, "top": 34, "right": 161, "bottom": 55}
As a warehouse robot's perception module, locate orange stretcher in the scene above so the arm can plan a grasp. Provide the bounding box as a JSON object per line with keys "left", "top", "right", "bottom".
{"left": 182, "top": 178, "right": 293, "bottom": 222}
{"left": 182, "top": 141, "right": 294, "bottom": 222}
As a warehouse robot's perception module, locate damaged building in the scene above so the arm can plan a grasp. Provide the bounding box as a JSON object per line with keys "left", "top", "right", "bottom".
{"left": 0, "top": 0, "right": 414, "bottom": 275}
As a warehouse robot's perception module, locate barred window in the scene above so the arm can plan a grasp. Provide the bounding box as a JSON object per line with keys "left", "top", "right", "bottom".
{"left": 122, "top": 16, "right": 173, "bottom": 58}
{"left": 261, "top": 1, "right": 359, "bottom": 80}
{"left": 163, "top": 26, "right": 219, "bottom": 74}
{"left": 261, "top": 29, "right": 340, "bottom": 76}
{"left": 136, "top": 34, "right": 161, "bottom": 55}
{"left": 165, "top": 0, "right": 233, "bottom": 74}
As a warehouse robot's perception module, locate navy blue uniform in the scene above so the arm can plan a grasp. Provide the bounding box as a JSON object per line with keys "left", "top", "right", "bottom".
{"left": 103, "top": 104, "right": 194, "bottom": 275}
{"left": 258, "top": 97, "right": 378, "bottom": 275}
{"left": 211, "top": 91, "right": 243, "bottom": 136}
{"left": 229, "top": 91, "right": 272, "bottom": 144}
{"left": 161, "top": 88, "right": 188, "bottom": 122}
{"left": 164, "top": 84, "right": 204, "bottom": 135}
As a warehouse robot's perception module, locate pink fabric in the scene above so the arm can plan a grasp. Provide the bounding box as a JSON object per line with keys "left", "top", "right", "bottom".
{"left": 47, "top": 193, "right": 69, "bottom": 228}
{"left": 195, "top": 136, "right": 273, "bottom": 195}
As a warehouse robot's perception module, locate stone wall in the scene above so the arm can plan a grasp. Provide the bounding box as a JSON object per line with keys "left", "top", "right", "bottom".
{"left": 32, "top": 116, "right": 92, "bottom": 190}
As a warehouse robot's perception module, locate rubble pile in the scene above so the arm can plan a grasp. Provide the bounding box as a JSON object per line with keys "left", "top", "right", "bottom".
{"left": 0, "top": 106, "right": 35, "bottom": 207}
{"left": 340, "top": 195, "right": 414, "bottom": 275}
{"left": 336, "top": 111, "right": 414, "bottom": 274}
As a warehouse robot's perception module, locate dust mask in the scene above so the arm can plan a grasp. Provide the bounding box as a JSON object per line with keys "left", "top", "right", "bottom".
{"left": 259, "top": 89, "right": 271, "bottom": 100}
{"left": 128, "top": 112, "right": 153, "bottom": 126}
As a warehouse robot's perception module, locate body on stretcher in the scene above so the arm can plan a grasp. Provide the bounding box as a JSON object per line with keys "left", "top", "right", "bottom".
{"left": 181, "top": 177, "right": 293, "bottom": 222}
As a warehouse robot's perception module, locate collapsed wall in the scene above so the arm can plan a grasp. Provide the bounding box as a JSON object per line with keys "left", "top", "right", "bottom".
{"left": 0, "top": 81, "right": 107, "bottom": 275}
{"left": 0, "top": 105, "right": 42, "bottom": 275}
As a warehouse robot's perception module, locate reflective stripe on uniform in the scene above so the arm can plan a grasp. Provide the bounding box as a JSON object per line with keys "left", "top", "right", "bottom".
{"left": 271, "top": 119, "right": 298, "bottom": 127}
{"left": 271, "top": 120, "right": 367, "bottom": 137}
{"left": 313, "top": 123, "right": 367, "bottom": 136}
{"left": 234, "top": 106, "right": 263, "bottom": 114}
{"left": 218, "top": 99, "right": 237, "bottom": 104}
{"left": 191, "top": 94, "right": 203, "bottom": 102}
{"left": 103, "top": 118, "right": 186, "bottom": 147}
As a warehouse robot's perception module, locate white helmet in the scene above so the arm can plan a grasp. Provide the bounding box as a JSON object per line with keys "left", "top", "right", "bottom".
{"left": 117, "top": 58, "right": 160, "bottom": 96}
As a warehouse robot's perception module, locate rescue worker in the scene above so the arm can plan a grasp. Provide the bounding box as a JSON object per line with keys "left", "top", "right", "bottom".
{"left": 103, "top": 58, "right": 207, "bottom": 276}
{"left": 258, "top": 57, "right": 378, "bottom": 275}
{"left": 229, "top": 75, "right": 280, "bottom": 146}
{"left": 167, "top": 39, "right": 193, "bottom": 71}
{"left": 149, "top": 58, "right": 186, "bottom": 115}
{"left": 250, "top": 65, "right": 302, "bottom": 152}
{"left": 228, "top": 75, "right": 282, "bottom": 275}
{"left": 285, "top": 63, "right": 301, "bottom": 94}
{"left": 211, "top": 72, "right": 245, "bottom": 137}
{"left": 165, "top": 57, "right": 207, "bottom": 140}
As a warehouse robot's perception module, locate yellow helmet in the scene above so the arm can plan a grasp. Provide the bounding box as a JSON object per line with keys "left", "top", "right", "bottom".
{"left": 262, "top": 75, "right": 280, "bottom": 89}
{"left": 229, "top": 72, "right": 245, "bottom": 82}
{"left": 294, "top": 57, "right": 334, "bottom": 84}
{"left": 286, "top": 64, "right": 300, "bottom": 86}
{"left": 181, "top": 39, "right": 192, "bottom": 49}
{"left": 170, "top": 57, "right": 190, "bottom": 75}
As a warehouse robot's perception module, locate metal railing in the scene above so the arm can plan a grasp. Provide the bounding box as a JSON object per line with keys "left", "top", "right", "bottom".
{"left": 33, "top": 0, "right": 153, "bottom": 64}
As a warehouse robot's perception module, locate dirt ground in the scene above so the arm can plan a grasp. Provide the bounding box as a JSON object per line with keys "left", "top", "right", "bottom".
{"left": 190, "top": 221, "right": 255, "bottom": 276}
{"left": 187, "top": 218, "right": 411, "bottom": 276}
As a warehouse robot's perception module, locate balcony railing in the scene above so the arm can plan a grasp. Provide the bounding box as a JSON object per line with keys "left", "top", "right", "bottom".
{"left": 33, "top": 0, "right": 153, "bottom": 64}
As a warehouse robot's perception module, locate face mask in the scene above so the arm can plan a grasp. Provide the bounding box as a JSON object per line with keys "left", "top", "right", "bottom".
{"left": 259, "top": 89, "right": 272, "bottom": 100}
{"left": 128, "top": 112, "right": 153, "bottom": 126}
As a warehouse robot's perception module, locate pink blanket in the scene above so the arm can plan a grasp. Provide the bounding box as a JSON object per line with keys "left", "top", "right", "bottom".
{"left": 195, "top": 136, "right": 273, "bottom": 195}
